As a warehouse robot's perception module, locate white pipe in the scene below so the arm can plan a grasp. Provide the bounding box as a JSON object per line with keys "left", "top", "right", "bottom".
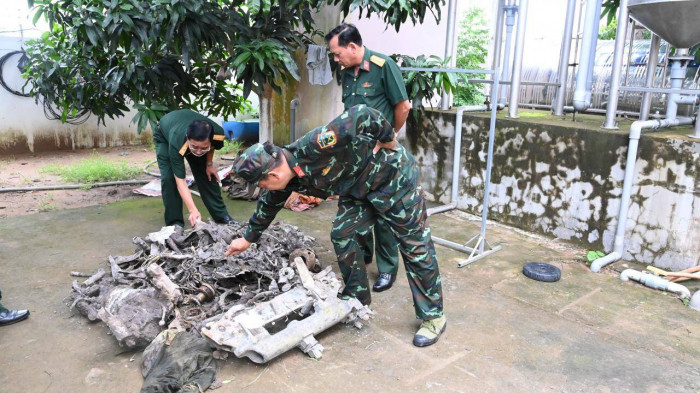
{"left": 290, "top": 98, "right": 300, "bottom": 142}
{"left": 620, "top": 269, "right": 691, "bottom": 299}
{"left": 491, "top": 0, "right": 506, "bottom": 88}
{"left": 499, "top": 2, "right": 517, "bottom": 104}
{"left": 602, "top": 0, "right": 630, "bottom": 129}
{"left": 694, "top": 107, "right": 700, "bottom": 138}
{"left": 573, "top": 0, "right": 602, "bottom": 112}
{"left": 553, "top": 0, "right": 577, "bottom": 116}
{"left": 440, "top": 0, "right": 457, "bottom": 110}
{"left": 427, "top": 105, "right": 488, "bottom": 217}
{"left": 639, "top": 34, "right": 661, "bottom": 121}
{"left": 507, "top": 0, "right": 528, "bottom": 118}
{"left": 591, "top": 116, "right": 693, "bottom": 272}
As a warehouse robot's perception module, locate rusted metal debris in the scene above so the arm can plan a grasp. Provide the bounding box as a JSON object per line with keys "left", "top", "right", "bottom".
{"left": 68, "top": 219, "right": 371, "bottom": 361}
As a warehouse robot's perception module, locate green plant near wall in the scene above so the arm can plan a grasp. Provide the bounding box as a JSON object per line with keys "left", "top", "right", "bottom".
{"left": 390, "top": 54, "right": 456, "bottom": 113}
{"left": 453, "top": 7, "right": 488, "bottom": 106}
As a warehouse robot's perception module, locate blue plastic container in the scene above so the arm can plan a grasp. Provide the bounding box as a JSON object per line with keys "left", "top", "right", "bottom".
{"left": 222, "top": 120, "right": 259, "bottom": 142}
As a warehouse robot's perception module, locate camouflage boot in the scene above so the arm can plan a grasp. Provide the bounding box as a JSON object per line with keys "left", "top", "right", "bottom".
{"left": 413, "top": 315, "right": 446, "bottom": 347}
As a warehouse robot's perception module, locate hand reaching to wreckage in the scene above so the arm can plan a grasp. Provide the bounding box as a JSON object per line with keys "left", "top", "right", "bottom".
{"left": 225, "top": 237, "right": 252, "bottom": 257}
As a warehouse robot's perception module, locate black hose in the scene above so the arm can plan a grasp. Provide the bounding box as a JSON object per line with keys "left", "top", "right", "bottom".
{"left": 0, "top": 50, "right": 31, "bottom": 97}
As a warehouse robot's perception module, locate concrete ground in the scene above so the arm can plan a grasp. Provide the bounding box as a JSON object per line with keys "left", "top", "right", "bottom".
{"left": 1, "top": 196, "right": 699, "bottom": 392}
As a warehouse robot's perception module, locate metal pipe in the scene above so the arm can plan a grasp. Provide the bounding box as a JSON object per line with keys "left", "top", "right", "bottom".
{"left": 694, "top": 107, "right": 700, "bottom": 138}
{"left": 0, "top": 180, "right": 150, "bottom": 193}
{"left": 491, "top": 0, "right": 506, "bottom": 96}
{"left": 666, "top": 50, "right": 692, "bottom": 120}
{"left": 553, "top": 0, "right": 577, "bottom": 116}
{"left": 507, "top": 0, "right": 528, "bottom": 118}
{"left": 426, "top": 105, "right": 488, "bottom": 217}
{"left": 640, "top": 34, "right": 661, "bottom": 120}
{"left": 290, "top": 98, "right": 300, "bottom": 142}
{"left": 573, "top": 0, "right": 602, "bottom": 112}
{"left": 500, "top": 1, "right": 517, "bottom": 104}
{"left": 620, "top": 269, "right": 691, "bottom": 299}
{"left": 440, "top": 0, "right": 458, "bottom": 110}
{"left": 620, "top": 86, "right": 700, "bottom": 95}
{"left": 470, "top": 79, "right": 561, "bottom": 87}
{"left": 591, "top": 116, "right": 693, "bottom": 273}
{"left": 602, "top": 0, "right": 630, "bottom": 129}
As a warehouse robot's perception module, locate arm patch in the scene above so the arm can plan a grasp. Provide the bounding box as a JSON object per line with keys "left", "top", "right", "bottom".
{"left": 370, "top": 55, "right": 385, "bottom": 67}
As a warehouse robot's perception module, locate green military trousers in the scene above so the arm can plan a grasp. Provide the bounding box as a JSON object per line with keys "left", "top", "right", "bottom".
{"left": 154, "top": 140, "right": 229, "bottom": 226}
{"left": 330, "top": 146, "right": 443, "bottom": 321}
{"left": 366, "top": 218, "right": 400, "bottom": 275}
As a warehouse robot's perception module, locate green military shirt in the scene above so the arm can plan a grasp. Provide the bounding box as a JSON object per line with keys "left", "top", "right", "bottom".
{"left": 243, "top": 105, "right": 401, "bottom": 242}
{"left": 155, "top": 109, "right": 226, "bottom": 179}
{"left": 341, "top": 48, "right": 408, "bottom": 127}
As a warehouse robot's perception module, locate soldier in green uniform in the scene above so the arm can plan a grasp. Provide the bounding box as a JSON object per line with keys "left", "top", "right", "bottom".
{"left": 154, "top": 109, "right": 233, "bottom": 227}
{"left": 225, "top": 105, "right": 446, "bottom": 347}
{"left": 325, "top": 23, "right": 412, "bottom": 292}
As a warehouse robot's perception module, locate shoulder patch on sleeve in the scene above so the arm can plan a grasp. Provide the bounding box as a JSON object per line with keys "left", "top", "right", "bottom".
{"left": 316, "top": 130, "right": 338, "bottom": 149}
{"left": 179, "top": 141, "right": 188, "bottom": 156}
{"left": 370, "top": 55, "right": 385, "bottom": 67}
{"left": 213, "top": 134, "right": 225, "bottom": 141}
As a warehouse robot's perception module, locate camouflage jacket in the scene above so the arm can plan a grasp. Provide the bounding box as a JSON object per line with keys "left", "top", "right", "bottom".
{"left": 243, "top": 105, "right": 398, "bottom": 242}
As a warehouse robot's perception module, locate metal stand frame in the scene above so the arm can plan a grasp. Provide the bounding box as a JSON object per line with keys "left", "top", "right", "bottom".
{"left": 401, "top": 66, "right": 503, "bottom": 267}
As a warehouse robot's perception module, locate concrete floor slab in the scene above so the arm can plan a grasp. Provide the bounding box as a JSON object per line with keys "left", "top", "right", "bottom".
{"left": 1, "top": 197, "right": 699, "bottom": 392}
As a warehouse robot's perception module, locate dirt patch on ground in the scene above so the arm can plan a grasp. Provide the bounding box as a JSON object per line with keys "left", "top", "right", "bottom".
{"left": 0, "top": 145, "right": 157, "bottom": 218}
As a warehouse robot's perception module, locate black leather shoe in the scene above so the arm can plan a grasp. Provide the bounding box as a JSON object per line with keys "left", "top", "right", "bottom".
{"left": 0, "top": 308, "right": 30, "bottom": 326}
{"left": 372, "top": 273, "right": 396, "bottom": 292}
{"left": 214, "top": 215, "right": 235, "bottom": 225}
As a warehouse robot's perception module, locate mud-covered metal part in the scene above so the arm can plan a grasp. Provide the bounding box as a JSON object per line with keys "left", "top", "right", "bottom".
{"left": 68, "top": 219, "right": 320, "bottom": 347}
{"left": 289, "top": 248, "right": 321, "bottom": 273}
{"left": 201, "top": 262, "right": 373, "bottom": 363}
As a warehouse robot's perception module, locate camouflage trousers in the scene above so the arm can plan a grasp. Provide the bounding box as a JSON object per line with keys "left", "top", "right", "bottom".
{"left": 330, "top": 146, "right": 443, "bottom": 321}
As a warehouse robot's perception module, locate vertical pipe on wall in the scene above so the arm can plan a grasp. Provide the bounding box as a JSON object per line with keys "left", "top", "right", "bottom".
{"left": 639, "top": 34, "right": 660, "bottom": 120}
{"left": 499, "top": 1, "right": 517, "bottom": 104}
{"left": 602, "top": 0, "right": 630, "bottom": 129}
{"left": 573, "top": 0, "right": 602, "bottom": 111}
{"left": 507, "top": 0, "right": 528, "bottom": 118}
{"left": 553, "top": 0, "right": 577, "bottom": 116}
{"left": 490, "top": 0, "right": 506, "bottom": 101}
{"left": 440, "top": 0, "right": 457, "bottom": 110}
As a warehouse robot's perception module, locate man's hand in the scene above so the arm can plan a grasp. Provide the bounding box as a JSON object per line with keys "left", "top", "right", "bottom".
{"left": 188, "top": 209, "right": 202, "bottom": 227}
{"left": 373, "top": 140, "right": 397, "bottom": 154}
{"left": 206, "top": 164, "right": 220, "bottom": 182}
{"left": 225, "top": 237, "right": 252, "bottom": 257}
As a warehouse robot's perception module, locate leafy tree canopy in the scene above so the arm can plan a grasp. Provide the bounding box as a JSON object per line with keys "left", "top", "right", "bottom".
{"left": 25, "top": 0, "right": 444, "bottom": 131}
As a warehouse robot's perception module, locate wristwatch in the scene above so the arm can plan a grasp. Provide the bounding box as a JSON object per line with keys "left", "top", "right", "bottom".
{"left": 206, "top": 162, "right": 213, "bottom": 167}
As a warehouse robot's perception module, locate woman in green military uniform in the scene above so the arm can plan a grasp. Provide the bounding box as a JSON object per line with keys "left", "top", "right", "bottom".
{"left": 154, "top": 109, "right": 233, "bottom": 227}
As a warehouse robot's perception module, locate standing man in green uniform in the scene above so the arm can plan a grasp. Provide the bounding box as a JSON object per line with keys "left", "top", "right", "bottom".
{"left": 0, "top": 287, "right": 29, "bottom": 326}
{"left": 154, "top": 109, "right": 233, "bottom": 227}
{"left": 325, "top": 23, "right": 412, "bottom": 292}
{"left": 225, "top": 105, "right": 446, "bottom": 347}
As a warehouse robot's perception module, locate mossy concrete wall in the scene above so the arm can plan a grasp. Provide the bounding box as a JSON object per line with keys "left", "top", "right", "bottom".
{"left": 405, "top": 109, "right": 700, "bottom": 270}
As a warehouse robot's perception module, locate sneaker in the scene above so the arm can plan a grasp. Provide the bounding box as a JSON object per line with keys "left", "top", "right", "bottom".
{"left": 412, "top": 315, "right": 446, "bottom": 347}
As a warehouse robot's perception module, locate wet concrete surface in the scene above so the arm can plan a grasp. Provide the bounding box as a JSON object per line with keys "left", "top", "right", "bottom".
{"left": 1, "top": 197, "right": 699, "bottom": 392}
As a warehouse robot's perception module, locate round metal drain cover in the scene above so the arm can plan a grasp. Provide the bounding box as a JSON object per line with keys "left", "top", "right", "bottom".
{"left": 522, "top": 262, "right": 561, "bottom": 282}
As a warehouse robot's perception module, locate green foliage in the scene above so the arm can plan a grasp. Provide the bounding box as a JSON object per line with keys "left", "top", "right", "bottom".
{"left": 390, "top": 54, "right": 456, "bottom": 112}
{"left": 216, "top": 139, "right": 244, "bottom": 156}
{"left": 25, "top": 0, "right": 445, "bottom": 132}
{"left": 586, "top": 250, "right": 606, "bottom": 265}
{"left": 598, "top": 16, "right": 618, "bottom": 40}
{"left": 41, "top": 153, "right": 141, "bottom": 183}
{"left": 453, "top": 7, "right": 488, "bottom": 106}
{"left": 328, "top": 0, "right": 445, "bottom": 32}
{"left": 601, "top": 0, "right": 620, "bottom": 26}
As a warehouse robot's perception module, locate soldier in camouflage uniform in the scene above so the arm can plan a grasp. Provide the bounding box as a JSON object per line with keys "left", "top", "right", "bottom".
{"left": 326, "top": 23, "right": 412, "bottom": 292}
{"left": 225, "top": 105, "right": 446, "bottom": 347}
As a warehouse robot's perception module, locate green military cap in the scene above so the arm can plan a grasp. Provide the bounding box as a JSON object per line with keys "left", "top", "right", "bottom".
{"left": 233, "top": 142, "right": 280, "bottom": 183}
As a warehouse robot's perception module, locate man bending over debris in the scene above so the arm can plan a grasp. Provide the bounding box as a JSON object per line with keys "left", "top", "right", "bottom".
{"left": 155, "top": 109, "right": 234, "bottom": 227}
{"left": 225, "top": 105, "right": 446, "bottom": 347}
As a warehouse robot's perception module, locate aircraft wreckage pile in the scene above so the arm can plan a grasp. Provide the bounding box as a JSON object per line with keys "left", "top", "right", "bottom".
{"left": 68, "top": 219, "right": 372, "bottom": 363}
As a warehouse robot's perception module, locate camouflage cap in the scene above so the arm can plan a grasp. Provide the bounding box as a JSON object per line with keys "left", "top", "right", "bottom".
{"left": 232, "top": 142, "right": 280, "bottom": 183}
